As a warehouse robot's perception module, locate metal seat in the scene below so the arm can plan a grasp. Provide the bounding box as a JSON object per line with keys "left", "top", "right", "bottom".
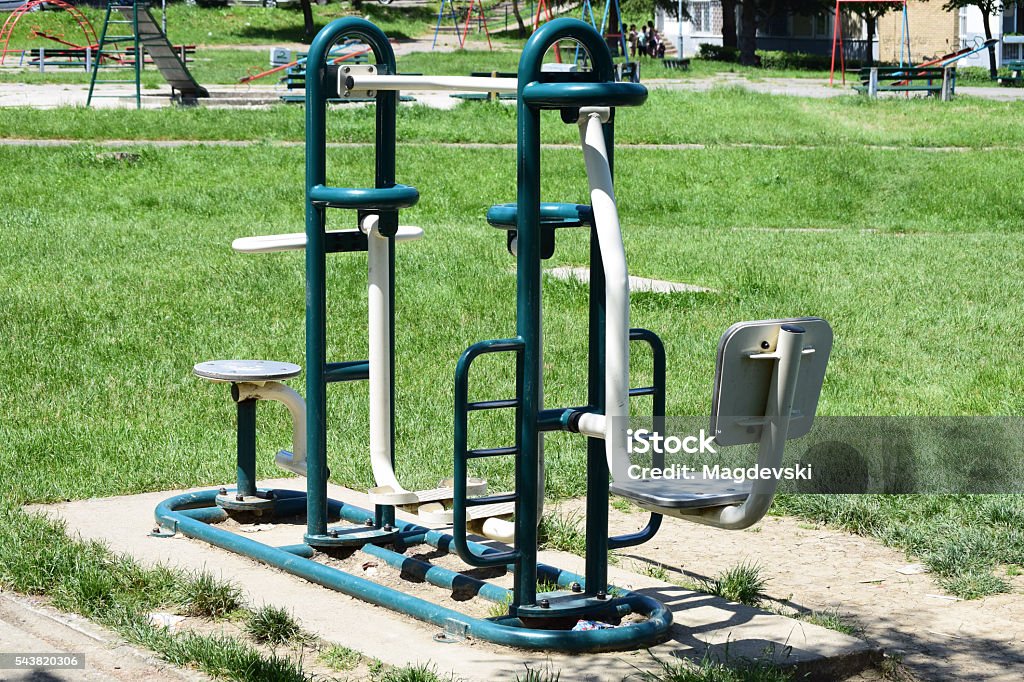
{"left": 612, "top": 318, "right": 833, "bottom": 528}
{"left": 610, "top": 477, "right": 750, "bottom": 510}
{"left": 193, "top": 360, "right": 307, "bottom": 504}
{"left": 193, "top": 359, "right": 301, "bottom": 384}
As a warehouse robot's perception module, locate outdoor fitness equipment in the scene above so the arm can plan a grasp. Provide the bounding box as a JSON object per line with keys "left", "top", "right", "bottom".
{"left": 155, "top": 17, "right": 833, "bottom": 652}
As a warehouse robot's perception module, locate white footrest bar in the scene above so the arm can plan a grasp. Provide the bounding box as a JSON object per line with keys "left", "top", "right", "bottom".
{"left": 417, "top": 497, "right": 515, "bottom": 525}
{"left": 232, "top": 226, "right": 424, "bottom": 254}
{"left": 367, "top": 478, "right": 487, "bottom": 507}
{"left": 467, "top": 499, "right": 515, "bottom": 521}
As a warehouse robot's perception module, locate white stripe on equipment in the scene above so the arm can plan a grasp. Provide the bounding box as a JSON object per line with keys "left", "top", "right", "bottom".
{"left": 342, "top": 73, "right": 518, "bottom": 94}
{"left": 232, "top": 227, "right": 423, "bottom": 254}
{"left": 578, "top": 107, "right": 631, "bottom": 483}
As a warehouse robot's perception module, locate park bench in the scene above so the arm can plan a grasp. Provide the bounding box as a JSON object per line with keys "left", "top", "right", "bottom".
{"left": 615, "top": 61, "right": 641, "bottom": 83}
{"left": 24, "top": 44, "right": 196, "bottom": 73}
{"left": 998, "top": 58, "right": 1024, "bottom": 86}
{"left": 661, "top": 57, "right": 690, "bottom": 70}
{"left": 854, "top": 66, "right": 956, "bottom": 100}
{"left": 449, "top": 71, "right": 517, "bottom": 102}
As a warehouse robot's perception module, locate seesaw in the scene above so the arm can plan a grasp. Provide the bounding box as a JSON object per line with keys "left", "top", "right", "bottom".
{"left": 155, "top": 17, "right": 833, "bottom": 652}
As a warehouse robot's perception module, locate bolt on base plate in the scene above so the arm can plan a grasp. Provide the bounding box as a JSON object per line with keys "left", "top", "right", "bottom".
{"left": 215, "top": 489, "right": 276, "bottom": 513}
{"left": 515, "top": 590, "right": 622, "bottom": 620}
{"left": 305, "top": 524, "right": 399, "bottom": 548}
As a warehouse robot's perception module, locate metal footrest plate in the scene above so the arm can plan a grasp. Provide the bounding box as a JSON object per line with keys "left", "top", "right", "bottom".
{"left": 516, "top": 591, "right": 622, "bottom": 620}
{"left": 215, "top": 489, "right": 276, "bottom": 513}
{"left": 305, "top": 525, "right": 399, "bottom": 548}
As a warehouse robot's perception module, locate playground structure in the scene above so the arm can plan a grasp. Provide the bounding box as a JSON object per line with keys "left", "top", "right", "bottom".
{"left": 86, "top": 1, "right": 206, "bottom": 108}
{"left": 830, "top": 0, "right": 910, "bottom": 85}
{"left": 154, "top": 17, "right": 833, "bottom": 651}
{"left": 0, "top": 0, "right": 98, "bottom": 65}
{"left": 574, "top": 0, "right": 628, "bottom": 70}
{"left": 432, "top": 0, "right": 495, "bottom": 51}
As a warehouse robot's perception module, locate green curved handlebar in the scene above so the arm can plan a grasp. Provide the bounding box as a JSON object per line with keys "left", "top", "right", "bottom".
{"left": 309, "top": 184, "right": 419, "bottom": 210}
{"left": 521, "top": 81, "right": 648, "bottom": 109}
{"left": 486, "top": 202, "right": 594, "bottom": 229}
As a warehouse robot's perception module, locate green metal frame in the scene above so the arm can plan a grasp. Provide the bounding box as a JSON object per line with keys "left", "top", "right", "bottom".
{"left": 157, "top": 16, "right": 673, "bottom": 651}
{"left": 87, "top": 1, "right": 142, "bottom": 109}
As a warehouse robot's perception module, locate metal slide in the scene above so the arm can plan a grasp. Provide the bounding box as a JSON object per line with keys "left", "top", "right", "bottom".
{"left": 126, "top": 4, "right": 207, "bottom": 103}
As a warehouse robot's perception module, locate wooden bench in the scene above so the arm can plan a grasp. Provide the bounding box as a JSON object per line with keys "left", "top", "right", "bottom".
{"left": 24, "top": 45, "right": 196, "bottom": 73}
{"left": 854, "top": 66, "right": 956, "bottom": 101}
{"left": 615, "top": 61, "right": 641, "bottom": 83}
{"left": 449, "top": 71, "right": 518, "bottom": 102}
{"left": 661, "top": 57, "right": 690, "bottom": 70}
{"left": 999, "top": 59, "right": 1024, "bottom": 87}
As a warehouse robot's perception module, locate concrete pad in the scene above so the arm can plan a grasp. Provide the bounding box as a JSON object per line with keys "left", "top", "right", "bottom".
{"left": 33, "top": 480, "right": 880, "bottom": 681}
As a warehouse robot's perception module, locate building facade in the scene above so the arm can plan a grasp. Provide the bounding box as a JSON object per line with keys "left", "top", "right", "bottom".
{"left": 658, "top": 1, "right": 1023, "bottom": 66}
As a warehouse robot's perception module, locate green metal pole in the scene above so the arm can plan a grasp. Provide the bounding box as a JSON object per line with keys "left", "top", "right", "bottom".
{"left": 133, "top": 2, "right": 141, "bottom": 110}
{"left": 304, "top": 18, "right": 398, "bottom": 542}
{"left": 86, "top": 4, "right": 113, "bottom": 107}
{"left": 235, "top": 398, "right": 258, "bottom": 497}
{"left": 517, "top": 19, "right": 620, "bottom": 607}
{"left": 514, "top": 50, "right": 543, "bottom": 616}
{"left": 585, "top": 230, "right": 608, "bottom": 594}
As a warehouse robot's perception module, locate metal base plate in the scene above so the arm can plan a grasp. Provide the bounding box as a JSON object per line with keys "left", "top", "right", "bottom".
{"left": 216, "top": 490, "right": 276, "bottom": 512}
{"left": 305, "top": 525, "right": 399, "bottom": 548}
{"left": 515, "top": 591, "right": 621, "bottom": 620}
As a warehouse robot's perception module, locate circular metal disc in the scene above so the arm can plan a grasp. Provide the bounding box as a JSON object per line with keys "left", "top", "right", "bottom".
{"left": 193, "top": 360, "right": 301, "bottom": 382}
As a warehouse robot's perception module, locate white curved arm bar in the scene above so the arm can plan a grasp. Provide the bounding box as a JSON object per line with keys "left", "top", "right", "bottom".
{"left": 234, "top": 382, "right": 308, "bottom": 477}
{"left": 365, "top": 214, "right": 407, "bottom": 495}
{"left": 579, "top": 109, "right": 631, "bottom": 482}
{"left": 344, "top": 74, "right": 518, "bottom": 94}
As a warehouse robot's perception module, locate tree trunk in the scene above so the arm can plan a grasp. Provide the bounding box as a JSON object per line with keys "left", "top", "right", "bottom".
{"left": 511, "top": 0, "right": 527, "bottom": 37}
{"left": 722, "top": 0, "right": 738, "bottom": 49}
{"left": 982, "top": 8, "right": 997, "bottom": 79}
{"left": 609, "top": 1, "right": 621, "bottom": 56}
{"left": 865, "top": 14, "right": 875, "bottom": 68}
{"left": 739, "top": 0, "right": 758, "bottom": 65}
{"left": 300, "top": 0, "right": 314, "bottom": 38}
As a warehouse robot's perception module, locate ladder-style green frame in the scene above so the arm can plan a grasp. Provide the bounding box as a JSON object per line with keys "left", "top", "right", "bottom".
{"left": 87, "top": 1, "right": 142, "bottom": 109}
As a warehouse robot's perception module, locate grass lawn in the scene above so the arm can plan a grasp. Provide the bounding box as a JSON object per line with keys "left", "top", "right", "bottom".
{"left": 2, "top": 89, "right": 1024, "bottom": 148}
{"left": 2, "top": 90, "right": 1023, "bottom": 601}
{"left": 0, "top": 4, "right": 442, "bottom": 49}
{"left": 0, "top": 70, "right": 1021, "bottom": 682}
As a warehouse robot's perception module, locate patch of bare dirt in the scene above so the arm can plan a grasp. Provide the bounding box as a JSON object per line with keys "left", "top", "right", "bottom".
{"left": 558, "top": 499, "right": 1024, "bottom": 682}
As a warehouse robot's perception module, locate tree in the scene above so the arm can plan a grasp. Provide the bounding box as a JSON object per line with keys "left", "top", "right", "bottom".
{"left": 735, "top": 0, "right": 830, "bottom": 66}
{"left": 722, "top": 0, "right": 739, "bottom": 48}
{"left": 844, "top": 2, "right": 905, "bottom": 68}
{"left": 944, "top": 0, "right": 1002, "bottom": 77}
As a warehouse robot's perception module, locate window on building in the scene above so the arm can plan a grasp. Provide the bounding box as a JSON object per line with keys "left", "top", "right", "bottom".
{"left": 815, "top": 13, "right": 834, "bottom": 38}
{"left": 690, "top": 0, "right": 712, "bottom": 33}
{"left": 793, "top": 14, "right": 814, "bottom": 38}
{"left": 1005, "top": 3, "right": 1024, "bottom": 34}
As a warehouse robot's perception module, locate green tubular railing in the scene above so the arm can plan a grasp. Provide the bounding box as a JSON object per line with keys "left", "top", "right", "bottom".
{"left": 453, "top": 337, "right": 524, "bottom": 569}
{"left": 607, "top": 328, "right": 667, "bottom": 550}
{"left": 304, "top": 17, "right": 413, "bottom": 543}
{"left": 513, "top": 18, "right": 650, "bottom": 608}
